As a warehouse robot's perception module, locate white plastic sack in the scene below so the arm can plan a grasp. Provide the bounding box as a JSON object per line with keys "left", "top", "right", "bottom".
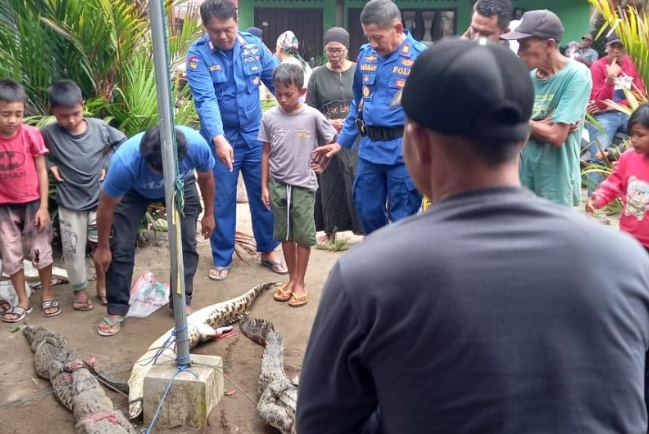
{"left": 0, "top": 281, "right": 32, "bottom": 308}
{"left": 126, "top": 272, "right": 169, "bottom": 318}
{"left": 0, "top": 258, "right": 33, "bottom": 307}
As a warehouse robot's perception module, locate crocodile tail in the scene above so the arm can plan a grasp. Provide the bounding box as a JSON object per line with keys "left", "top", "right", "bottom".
{"left": 240, "top": 317, "right": 276, "bottom": 346}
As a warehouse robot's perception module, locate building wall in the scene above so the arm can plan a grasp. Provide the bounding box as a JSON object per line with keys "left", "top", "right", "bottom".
{"left": 240, "top": 0, "right": 591, "bottom": 54}
{"left": 239, "top": 0, "right": 337, "bottom": 35}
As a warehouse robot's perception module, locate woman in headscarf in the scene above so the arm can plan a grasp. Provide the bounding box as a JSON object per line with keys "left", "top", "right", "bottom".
{"left": 276, "top": 30, "right": 312, "bottom": 97}
{"left": 306, "top": 27, "right": 363, "bottom": 243}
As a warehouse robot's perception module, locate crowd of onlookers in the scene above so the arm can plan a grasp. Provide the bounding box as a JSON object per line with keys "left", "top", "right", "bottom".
{"left": 1, "top": 0, "right": 648, "bottom": 333}
{"left": 5, "top": 0, "right": 649, "bottom": 431}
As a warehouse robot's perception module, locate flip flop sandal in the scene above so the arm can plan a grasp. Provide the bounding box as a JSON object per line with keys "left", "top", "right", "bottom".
{"left": 97, "top": 316, "right": 124, "bottom": 337}
{"left": 41, "top": 300, "right": 62, "bottom": 317}
{"left": 273, "top": 285, "right": 293, "bottom": 302}
{"left": 2, "top": 305, "right": 33, "bottom": 323}
{"left": 261, "top": 259, "right": 288, "bottom": 275}
{"left": 288, "top": 291, "right": 308, "bottom": 308}
{"left": 208, "top": 266, "right": 230, "bottom": 281}
{"left": 73, "top": 298, "right": 94, "bottom": 311}
{"left": 0, "top": 299, "right": 10, "bottom": 314}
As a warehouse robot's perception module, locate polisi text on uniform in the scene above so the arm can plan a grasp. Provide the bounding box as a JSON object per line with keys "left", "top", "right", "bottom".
{"left": 392, "top": 66, "right": 411, "bottom": 75}
{"left": 244, "top": 55, "right": 261, "bottom": 63}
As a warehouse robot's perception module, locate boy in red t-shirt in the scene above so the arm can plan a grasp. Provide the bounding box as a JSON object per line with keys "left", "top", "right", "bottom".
{"left": 0, "top": 79, "right": 59, "bottom": 322}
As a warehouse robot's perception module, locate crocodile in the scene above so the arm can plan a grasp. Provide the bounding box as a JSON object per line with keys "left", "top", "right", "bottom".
{"left": 67, "top": 360, "right": 135, "bottom": 434}
{"left": 23, "top": 326, "right": 77, "bottom": 410}
{"left": 239, "top": 317, "right": 298, "bottom": 434}
{"left": 127, "top": 281, "right": 278, "bottom": 419}
{"left": 23, "top": 326, "right": 136, "bottom": 433}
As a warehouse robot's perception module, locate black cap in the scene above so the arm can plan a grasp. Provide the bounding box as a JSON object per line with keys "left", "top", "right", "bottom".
{"left": 324, "top": 27, "right": 350, "bottom": 48}
{"left": 606, "top": 31, "right": 622, "bottom": 44}
{"left": 402, "top": 38, "right": 534, "bottom": 143}
{"left": 500, "top": 9, "right": 564, "bottom": 42}
{"left": 246, "top": 26, "right": 263, "bottom": 38}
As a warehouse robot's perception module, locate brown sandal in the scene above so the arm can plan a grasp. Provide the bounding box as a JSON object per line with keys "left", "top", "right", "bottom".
{"left": 273, "top": 285, "right": 293, "bottom": 302}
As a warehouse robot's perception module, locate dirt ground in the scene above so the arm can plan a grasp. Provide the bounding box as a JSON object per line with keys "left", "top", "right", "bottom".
{"left": 0, "top": 203, "right": 361, "bottom": 434}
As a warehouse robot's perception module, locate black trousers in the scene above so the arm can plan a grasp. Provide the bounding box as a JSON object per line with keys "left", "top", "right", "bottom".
{"left": 106, "top": 180, "right": 201, "bottom": 316}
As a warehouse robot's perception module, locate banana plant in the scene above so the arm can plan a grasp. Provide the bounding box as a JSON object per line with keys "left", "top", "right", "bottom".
{"left": 0, "top": 0, "right": 202, "bottom": 136}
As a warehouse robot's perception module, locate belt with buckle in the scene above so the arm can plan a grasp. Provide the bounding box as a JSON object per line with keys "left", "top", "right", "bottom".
{"left": 364, "top": 126, "right": 404, "bottom": 141}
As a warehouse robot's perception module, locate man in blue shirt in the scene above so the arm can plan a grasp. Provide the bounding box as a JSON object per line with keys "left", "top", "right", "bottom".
{"left": 186, "top": 0, "right": 286, "bottom": 281}
{"left": 93, "top": 125, "right": 216, "bottom": 337}
{"left": 313, "top": 0, "right": 426, "bottom": 234}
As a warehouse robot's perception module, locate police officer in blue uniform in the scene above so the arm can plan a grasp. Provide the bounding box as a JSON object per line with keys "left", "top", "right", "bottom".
{"left": 313, "top": 0, "right": 426, "bottom": 234}
{"left": 186, "top": 0, "right": 287, "bottom": 280}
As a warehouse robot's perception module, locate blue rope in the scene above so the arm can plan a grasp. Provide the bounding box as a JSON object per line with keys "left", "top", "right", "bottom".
{"left": 141, "top": 335, "right": 175, "bottom": 367}
{"left": 172, "top": 324, "right": 191, "bottom": 366}
{"left": 144, "top": 365, "right": 198, "bottom": 434}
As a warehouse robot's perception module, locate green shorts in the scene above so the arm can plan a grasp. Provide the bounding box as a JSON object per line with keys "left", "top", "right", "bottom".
{"left": 269, "top": 177, "right": 316, "bottom": 247}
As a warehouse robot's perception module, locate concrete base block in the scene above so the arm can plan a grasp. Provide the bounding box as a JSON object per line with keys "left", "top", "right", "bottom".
{"left": 143, "top": 354, "right": 224, "bottom": 430}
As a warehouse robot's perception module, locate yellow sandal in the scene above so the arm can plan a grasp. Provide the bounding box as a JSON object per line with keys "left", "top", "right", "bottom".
{"left": 288, "top": 290, "right": 308, "bottom": 308}
{"left": 273, "top": 285, "right": 293, "bottom": 302}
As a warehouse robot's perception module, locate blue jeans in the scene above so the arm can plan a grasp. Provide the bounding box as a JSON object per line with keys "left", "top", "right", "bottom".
{"left": 106, "top": 180, "right": 201, "bottom": 316}
{"left": 587, "top": 111, "right": 629, "bottom": 159}
{"left": 585, "top": 111, "right": 630, "bottom": 193}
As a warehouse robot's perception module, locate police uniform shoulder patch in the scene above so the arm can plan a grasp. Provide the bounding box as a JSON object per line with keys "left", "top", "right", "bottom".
{"left": 401, "top": 44, "right": 411, "bottom": 54}
{"left": 412, "top": 40, "right": 428, "bottom": 52}
{"left": 188, "top": 56, "right": 199, "bottom": 70}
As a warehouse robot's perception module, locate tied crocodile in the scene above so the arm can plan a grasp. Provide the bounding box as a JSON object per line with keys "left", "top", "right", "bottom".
{"left": 128, "top": 281, "right": 278, "bottom": 419}
{"left": 239, "top": 317, "right": 298, "bottom": 434}
{"left": 23, "top": 326, "right": 136, "bottom": 433}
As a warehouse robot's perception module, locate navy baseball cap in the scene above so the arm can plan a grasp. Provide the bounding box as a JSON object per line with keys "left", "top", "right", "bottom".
{"left": 402, "top": 38, "right": 534, "bottom": 143}
{"left": 500, "top": 9, "right": 564, "bottom": 42}
{"left": 606, "top": 31, "right": 622, "bottom": 44}
{"left": 247, "top": 26, "right": 263, "bottom": 38}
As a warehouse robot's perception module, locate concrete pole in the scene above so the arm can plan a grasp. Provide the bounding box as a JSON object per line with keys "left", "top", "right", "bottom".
{"left": 149, "top": 0, "right": 190, "bottom": 366}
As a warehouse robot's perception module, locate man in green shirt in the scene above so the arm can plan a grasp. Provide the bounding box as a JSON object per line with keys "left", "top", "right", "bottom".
{"left": 501, "top": 10, "right": 592, "bottom": 206}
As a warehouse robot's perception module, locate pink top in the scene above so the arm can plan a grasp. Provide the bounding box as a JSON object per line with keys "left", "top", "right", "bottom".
{"left": 0, "top": 124, "right": 48, "bottom": 205}
{"left": 592, "top": 149, "right": 649, "bottom": 247}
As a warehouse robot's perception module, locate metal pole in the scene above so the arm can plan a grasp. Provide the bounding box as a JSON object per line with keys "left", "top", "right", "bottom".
{"left": 149, "top": 0, "right": 190, "bottom": 366}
